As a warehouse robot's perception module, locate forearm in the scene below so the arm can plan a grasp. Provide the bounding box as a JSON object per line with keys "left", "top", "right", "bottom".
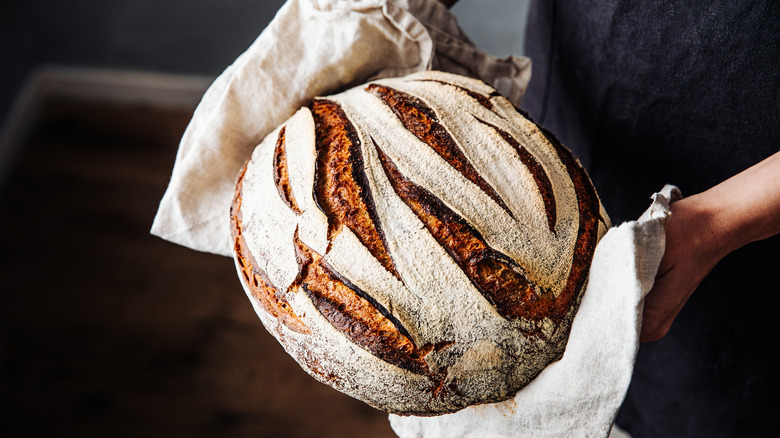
{"left": 641, "top": 150, "right": 780, "bottom": 342}
{"left": 687, "top": 150, "right": 780, "bottom": 259}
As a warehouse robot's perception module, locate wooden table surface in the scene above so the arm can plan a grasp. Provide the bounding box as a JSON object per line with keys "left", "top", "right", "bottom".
{"left": 0, "top": 97, "right": 397, "bottom": 437}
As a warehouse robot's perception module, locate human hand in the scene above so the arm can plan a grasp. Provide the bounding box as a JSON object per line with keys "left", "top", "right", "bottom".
{"left": 640, "top": 151, "right": 780, "bottom": 342}
{"left": 639, "top": 196, "right": 722, "bottom": 342}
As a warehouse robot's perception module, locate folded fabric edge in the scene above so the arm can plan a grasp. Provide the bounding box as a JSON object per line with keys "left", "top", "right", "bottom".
{"left": 150, "top": 0, "right": 441, "bottom": 255}
{"left": 405, "top": 0, "right": 532, "bottom": 105}
{"left": 150, "top": 0, "right": 534, "bottom": 258}
{"left": 386, "top": 186, "right": 674, "bottom": 437}
{"left": 150, "top": 207, "right": 234, "bottom": 257}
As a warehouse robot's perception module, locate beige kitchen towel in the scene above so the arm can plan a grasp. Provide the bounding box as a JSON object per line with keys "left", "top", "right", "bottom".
{"left": 389, "top": 185, "right": 681, "bottom": 438}
{"left": 150, "top": 0, "right": 530, "bottom": 255}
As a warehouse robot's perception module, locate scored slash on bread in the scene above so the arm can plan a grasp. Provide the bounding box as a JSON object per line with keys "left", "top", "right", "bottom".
{"left": 230, "top": 71, "right": 610, "bottom": 415}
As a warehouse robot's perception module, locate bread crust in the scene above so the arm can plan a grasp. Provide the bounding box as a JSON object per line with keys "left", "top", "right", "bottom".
{"left": 231, "top": 71, "right": 610, "bottom": 415}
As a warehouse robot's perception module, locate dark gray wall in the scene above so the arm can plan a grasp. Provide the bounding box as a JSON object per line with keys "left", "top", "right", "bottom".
{"left": 452, "top": 0, "right": 528, "bottom": 58}
{"left": 1, "top": 0, "right": 286, "bottom": 123}
{"left": 1, "top": 0, "right": 528, "bottom": 129}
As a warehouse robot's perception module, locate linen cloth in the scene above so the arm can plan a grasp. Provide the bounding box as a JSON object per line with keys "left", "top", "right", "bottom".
{"left": 151, "top": 1, "right": 674, "bottom": 436}
{"left": 390, "top": 185, "right": 679, "bottom": 437}
{"left": 150, "top": 0, "right": 530, "bottom": 256}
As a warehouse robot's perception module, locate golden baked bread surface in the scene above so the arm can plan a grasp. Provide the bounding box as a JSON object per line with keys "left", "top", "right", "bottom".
{"left": 231, "top": 162, "right": 309, "bottom": 335}
{"left": 231, "top": 71, "right": 610, "bottom": 415}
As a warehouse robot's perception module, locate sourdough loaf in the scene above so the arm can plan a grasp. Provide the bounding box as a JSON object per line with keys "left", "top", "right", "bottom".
{"left": 230, "top": 71, "right": 610, "bottom": 416}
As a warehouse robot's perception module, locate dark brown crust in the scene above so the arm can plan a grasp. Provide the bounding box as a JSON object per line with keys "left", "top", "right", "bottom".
{"left": 232, "top": 78, "right": 604, "bottom": 416}
{"left": 475, "top": 117, "right": 558, "bottom": 234}
{"left": 310, "top": 99, "right": 400, "bottom": 279}
{"left": 366, "top": 84, "right": 514, "bottom": 219}
{"left": 290, "top": 228, "right": 431, "bottom": 376}
{"left": 272, "top": 127, "right": 303, "bottom": 215}
{"left": 417, "top": 79, "right": 495, "bottom": 110}
{"left": 372, "top": 139, "right": 548, "bottom": 324}
{"left": 231, "top": 163, "right": 309, "bottom": 334}
{"left": 541, "top": 128, "right": 602, "bottom": 320}
{"left": 303, "top": 100, "right": 461, "bottom": 398}
{"left": 373, "top": 124, "right": 599, "bottom": 325}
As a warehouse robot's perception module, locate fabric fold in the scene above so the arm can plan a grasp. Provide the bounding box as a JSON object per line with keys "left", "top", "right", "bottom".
{"left": 389, "top": 186, "right": 678, "bottom": 438}
{"left": 151, "top": 0, "right": 530, "bottom": 256}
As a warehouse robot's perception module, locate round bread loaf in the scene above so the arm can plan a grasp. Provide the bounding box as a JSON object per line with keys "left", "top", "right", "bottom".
{"left": 230, "top": 71, "right": 610, "bottom": 416}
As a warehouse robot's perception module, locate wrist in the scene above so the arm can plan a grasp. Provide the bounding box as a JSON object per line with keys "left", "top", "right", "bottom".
{"left": 668, "top": 194, "right": 729, "bottom": 267}
{"left": 688, "top": 188, "right": 779, "bottom": 260}
{"left": 692, "top": 152, "right": 780, "bottom": 255}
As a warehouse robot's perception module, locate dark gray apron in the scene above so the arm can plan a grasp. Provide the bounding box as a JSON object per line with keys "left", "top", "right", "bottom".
{"left": 523, "top": 1, "right": 780, "bottom": 436}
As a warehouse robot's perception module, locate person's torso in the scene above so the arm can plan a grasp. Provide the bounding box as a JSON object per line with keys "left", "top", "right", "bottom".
{"left": 523, "top": 2, "right": 780, "bottom": 437}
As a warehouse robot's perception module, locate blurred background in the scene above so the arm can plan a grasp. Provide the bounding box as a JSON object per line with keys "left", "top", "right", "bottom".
{"left": 0, "top": 1, "right": 530, "bottom": 436}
